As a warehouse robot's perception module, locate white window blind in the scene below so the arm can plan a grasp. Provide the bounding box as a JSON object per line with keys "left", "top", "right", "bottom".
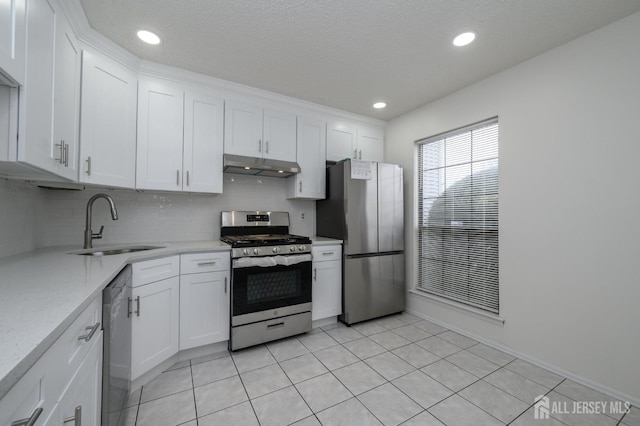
{"left": 417, "top": 118, "right": 499, "bottom": 313}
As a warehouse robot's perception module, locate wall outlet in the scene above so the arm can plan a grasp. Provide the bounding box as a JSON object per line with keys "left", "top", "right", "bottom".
{"left": 301, "top": 213, "right": 305, "bottom": 220}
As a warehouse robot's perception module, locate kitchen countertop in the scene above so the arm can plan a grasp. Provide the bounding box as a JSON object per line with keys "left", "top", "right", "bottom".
{"left": 0, "top": 241, "right": 230, "bottom": 400}
{"left": 310, "top": 236, "right": 343, "bottom": 246}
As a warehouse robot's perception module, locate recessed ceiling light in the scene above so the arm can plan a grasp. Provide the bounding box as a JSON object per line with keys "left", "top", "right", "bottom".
{"left": 373, "top": 102, "right": 387, "bottom": 109}
{"left": 137, "top": 30, "right": 161, "bottom": 45}
{"left": 453, "top": 31, "right": 476, "bottom": 47}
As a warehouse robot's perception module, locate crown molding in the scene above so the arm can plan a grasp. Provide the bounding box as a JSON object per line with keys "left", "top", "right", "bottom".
{"left": 63, "top": 0, "right": 385, "bottom": 129}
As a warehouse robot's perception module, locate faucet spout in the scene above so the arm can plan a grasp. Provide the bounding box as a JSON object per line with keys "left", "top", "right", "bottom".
{"left": 84, "top": 193, "right": 119, "bottom": 249}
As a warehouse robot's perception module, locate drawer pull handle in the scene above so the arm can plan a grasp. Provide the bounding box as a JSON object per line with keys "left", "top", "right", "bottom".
{"left": 224, "top": 277, "right": 227, "bottom": 294}
{"left": 267, "top": 322, "right": 285, "bottom": 329}
{"left": 11, "top": 407, "right": 43, "bottom": 426}
{"left": 322, "top": 252, "right": 335, "bottom": 255}
{"left": 63, "top": 406, "right": 81, "bottom": 426}
{"left": 135, "top": 296, "right": 141, "bottom": 317}
{"left": 197, "top": 261, "right": 217, "bottom": 266}
{"left": 128, "top": 297, "right": 132, "bottom": 318}
{"left": 78, "top": 322, "right": 100, "bottom": 342}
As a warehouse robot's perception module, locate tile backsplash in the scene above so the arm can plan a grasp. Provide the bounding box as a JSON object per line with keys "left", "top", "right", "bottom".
{"left": 42, "top": 175, "right": 316, "bottom": 248}
{"left": 1, "top": 175, "right": 316, "bottom": 257}
{"left": 0, "top": 179, "right": 49, "bottom": 258}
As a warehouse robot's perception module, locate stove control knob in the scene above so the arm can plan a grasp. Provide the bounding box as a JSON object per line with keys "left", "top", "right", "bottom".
{"left": 290, "top": 245, "right": 297, "bottom": 252}
{"left": 272, "top": 247, "right": 280, "bottom": 253}
{"left": 298, "top": 245, "right": 306, "bottom": 252}
{"left": 242, "top": 249, "right": 249, "bottom": 256}
{"left": 253, "top": 248, "right": 260, "bottom": 255}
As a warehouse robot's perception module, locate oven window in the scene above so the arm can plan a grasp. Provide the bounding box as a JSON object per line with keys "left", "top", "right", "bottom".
{"left": 232, "top": 261, "right": 312, "bottom": 316}
{"left": 247, "top": 269, "right": 300, "bottom": 303}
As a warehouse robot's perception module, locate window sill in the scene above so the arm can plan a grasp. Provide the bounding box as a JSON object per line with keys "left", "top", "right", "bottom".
{"left": 409, "top": 288, "right": 505, "bottom": 326}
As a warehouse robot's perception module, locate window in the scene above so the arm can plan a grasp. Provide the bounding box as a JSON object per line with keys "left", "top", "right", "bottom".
{"left": 417, "top": 118, "right": 499, "bottom": 313}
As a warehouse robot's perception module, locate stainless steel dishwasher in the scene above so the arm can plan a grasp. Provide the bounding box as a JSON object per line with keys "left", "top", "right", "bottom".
{"left": 102, "top": 265, "right": 132, "bottom": 426}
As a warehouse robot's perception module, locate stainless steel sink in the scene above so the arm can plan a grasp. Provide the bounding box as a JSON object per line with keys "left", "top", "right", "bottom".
{"left": 70, "top": 245, "right": 165, "bottom": 256}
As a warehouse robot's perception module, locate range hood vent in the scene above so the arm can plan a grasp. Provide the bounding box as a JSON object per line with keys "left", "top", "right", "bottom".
{"left": 223, "top": 154, "right": 300, "bottom": 178}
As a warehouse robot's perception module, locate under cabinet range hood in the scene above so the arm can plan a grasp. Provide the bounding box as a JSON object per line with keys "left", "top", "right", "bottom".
{"left": 223, "top": 154, "right": 301, "bottom": 178}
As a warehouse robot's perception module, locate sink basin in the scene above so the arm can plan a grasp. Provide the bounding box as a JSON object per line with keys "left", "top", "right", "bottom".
{"left": 70, "top": 245, "right": 165, "bottom": 256}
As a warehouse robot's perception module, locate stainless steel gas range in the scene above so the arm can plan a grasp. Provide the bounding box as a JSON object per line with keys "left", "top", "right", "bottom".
{"left": 221, "top": 211, "right": 312, "bottom": 351}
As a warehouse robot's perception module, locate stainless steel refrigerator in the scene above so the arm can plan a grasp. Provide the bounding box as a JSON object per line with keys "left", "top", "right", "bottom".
{"left": 316, "top": 159, "right": 405, "bottom": 325}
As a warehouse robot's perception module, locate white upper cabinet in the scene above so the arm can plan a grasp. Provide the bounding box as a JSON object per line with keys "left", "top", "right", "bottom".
{"left": 51, "top": 16, "right": 80, "bottom": 180}
{"left": 356, "top": 125, "right": 384, "bottom": 162}
{"left": 18, "top": 0, "right": 79, "bottom": 180}
{"left": 326, "top": 119, "right": 357, "bottom": 162}
{"left": 79, "top": 50, "right": 137, "bottom": 188}
{"left": 137, "top": 77, "right": 224, "bottom": 193}
{"left": 224, "top": 100, "right": 296, "bottom": 162}
{"left": 287, "top": 116, "right": 326, "bottom": 199}
{"left": 0, "top": 0, "right": 26, "bottom": 86}
{"left": 326, "top": 119, "right": 384, "bottom": 162}
{"left": 223, "top": 101, "right": 262, "bottom": 158}
{"left": 136, "top": 78, "right": 185, "bottom": 191}
{"left": 263, "top": 109, "right": 297, "bottom": 162}
{"left": 183, "top": 90, "right": 224, "bottom": 193}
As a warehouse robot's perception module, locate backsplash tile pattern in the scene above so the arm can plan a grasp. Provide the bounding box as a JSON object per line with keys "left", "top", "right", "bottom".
{"left": 0, "top": 179, "right": 48, "bottom": 258}
{"left": 42, "top": 175, "right": 316, "bottom": 248}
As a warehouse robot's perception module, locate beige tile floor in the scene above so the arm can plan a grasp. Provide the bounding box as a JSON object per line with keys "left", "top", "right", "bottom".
{"left": 120, "top": 313, "right": 639, "bottom": 426}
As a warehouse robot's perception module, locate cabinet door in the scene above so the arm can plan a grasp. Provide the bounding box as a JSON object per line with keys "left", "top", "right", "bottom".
{"left": 18, "top": 0, "right": 56, "bottom": 172}
{"left": 56, "top": 333, "right": 103, "bottom": 426}
{"left": 180, "top": 271, "right": 229, "bottom": 350}
{"left": 136, "top": 79, "right": 184, "bottom": 191}
{"left": 223, "top": 100, "right": 263, "bottom": 158}
{"left": 183, "top": 91, "right": 224, "bottom": 193}
{"left": 288, "top": 116, "right": 325, "bottom": 199}
{"left": 326, "top": 119, "right": 357, "bottom": 162}
{"left": 357, "top": 125, "right": 384, "bottom": 162}
{"left": 0, "top": 0, "right": 26, "bottom": 85}
{"left": 131, "top": 276, "right": 180, "bottom": 380}
{"left": 312, "top": 259, "right": 342, "bottom": 321}
{"left": 51, "top": 15, "right": 80, "bottom": 180}
{"left": 79, "top": 50, "right": 137, "bottom": 188}
{"left": 263, "top": 109, "right": 296, "bottom": 162}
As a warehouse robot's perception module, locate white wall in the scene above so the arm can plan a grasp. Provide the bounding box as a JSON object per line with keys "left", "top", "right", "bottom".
{"left": 0, "top": 179, "right": 48, "bottom": 257}
{"left": 385, "top": 12, "right": 640, "bottom": 403}
{"left": 41, "top": 175, "right": 316, "bottom": 247}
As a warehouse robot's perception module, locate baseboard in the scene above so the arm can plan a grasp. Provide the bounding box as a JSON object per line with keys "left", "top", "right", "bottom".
{"left": 404, "top": 308, "right": 640, "bottom": 408}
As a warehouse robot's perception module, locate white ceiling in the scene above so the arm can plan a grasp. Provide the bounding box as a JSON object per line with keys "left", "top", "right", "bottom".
{"left": 79, "top": 0, "right": 640, "bottom": 120}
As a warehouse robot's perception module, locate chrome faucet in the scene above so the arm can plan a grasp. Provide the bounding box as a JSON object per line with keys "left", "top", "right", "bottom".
{"left": 84, "top": 193, "right": 119, "bottom": 249}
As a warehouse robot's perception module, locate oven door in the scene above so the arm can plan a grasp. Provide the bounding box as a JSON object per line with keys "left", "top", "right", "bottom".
{"left": 231, "top": 254, "right": 312, "bottom": 325}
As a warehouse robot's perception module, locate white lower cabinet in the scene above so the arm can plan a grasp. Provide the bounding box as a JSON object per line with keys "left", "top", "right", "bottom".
{"left": 131, "top": 275, "right": 180, "bottom": 380}
{"left": 179, "top": 253, "right": 230, "bottom": 350}
{"left": 312, "top": 245, "right": 342, "bottom": 321}
{"left": 53, "top": 332, "right": 103, "bottom": 426}
{"left": 0, "top": 296, "right": 102, "bottom": 426}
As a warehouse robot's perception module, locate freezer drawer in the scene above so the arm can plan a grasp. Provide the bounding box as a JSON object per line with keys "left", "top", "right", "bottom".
{"left": 341, "top": 253, "right": 405, "bottom": 325}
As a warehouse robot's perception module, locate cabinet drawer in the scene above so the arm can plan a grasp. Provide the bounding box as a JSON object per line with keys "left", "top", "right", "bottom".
{"left": 57, "top": 295, "right": 102, "bottom": 379}
{"left": 312, "top": 245, "right": 342, "bottom": 262}
{"left": 181, "top": 252, "right": 230, "bottom": 274}
{"left": 132, "top": 255, "right": 180, "bottom": 286}
{"left": 0, "top": 372, "right": 46, "bottom": 426}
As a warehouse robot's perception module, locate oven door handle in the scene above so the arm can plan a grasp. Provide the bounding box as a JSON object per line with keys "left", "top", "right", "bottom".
{"left": 233, "top": 254, "right": 312, "bottom": 269}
